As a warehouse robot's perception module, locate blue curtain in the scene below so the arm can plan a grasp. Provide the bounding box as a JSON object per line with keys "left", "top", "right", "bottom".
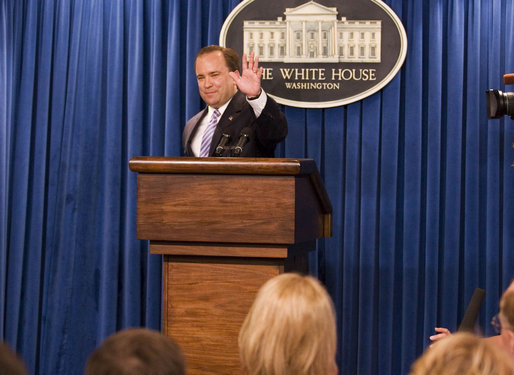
{"left": 1, "top": 0, "right": 513, "bottom": 374}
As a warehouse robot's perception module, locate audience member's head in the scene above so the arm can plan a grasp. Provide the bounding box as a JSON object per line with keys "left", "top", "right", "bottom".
{"left": 238, "top": 273, "right": 338, "bottom": 375}
{"left": 498, "top": 288, "right": 514, "bottom": 356}
{"left": 506, "top": 279, "right": 514, "bottom": 294}
{"left": 409, "top": 332, "right": 514, "bottom": 375}
{"left": 85, "top": 328, "right": 185, "bottom": 375}
{"left": 0, "top": 342, "right": 28, "bottom": 375}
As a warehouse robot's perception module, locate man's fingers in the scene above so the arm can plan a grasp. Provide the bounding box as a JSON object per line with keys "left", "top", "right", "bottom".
{"left": 241, "top": 53, "right": 248, "bottom": 71}
{"left": 241, "top": 52, "right": 262, "bottom": 74}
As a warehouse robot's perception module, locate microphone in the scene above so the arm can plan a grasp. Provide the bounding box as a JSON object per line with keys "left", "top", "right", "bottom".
{"left": 233, "top": 127, "right": 251, "bottom": 156}
{"left": 457, "top": 288, "right": 485, "bottom": 332}
{"left": 215, "top": 133, "right": 230, "bottom": 156}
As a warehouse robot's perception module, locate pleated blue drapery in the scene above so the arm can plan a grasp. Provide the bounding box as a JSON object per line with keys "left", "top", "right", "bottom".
{"left": 1, "top": 0, "right": 513, "bottom": 374}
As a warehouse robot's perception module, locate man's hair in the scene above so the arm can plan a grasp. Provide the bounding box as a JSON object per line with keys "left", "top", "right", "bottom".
{"left": 409, "top": 332, "right": 514, "bottom": 375}
{"left": 0, "top": 342, "right": 28, "bottom": 375}
{"left": 238, "top": 273, "right": 337, "bottom": 375}
{"left": 85, "top": 328, "right": 185, "bottom": 375}
{"left": 195, "top": 45, "right": 240, "bottom": 72}
{"left": 500, "top": 289, "right": 514, "bottom": 331}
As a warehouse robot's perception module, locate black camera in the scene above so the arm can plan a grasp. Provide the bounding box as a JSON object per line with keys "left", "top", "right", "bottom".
{"left": 486, "top": 74, "right": 514, "bottom": 119}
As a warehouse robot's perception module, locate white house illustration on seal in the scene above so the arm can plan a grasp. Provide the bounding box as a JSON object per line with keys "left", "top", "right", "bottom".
{"left": 243, "top": 1, "right": 381, "bottom": 63}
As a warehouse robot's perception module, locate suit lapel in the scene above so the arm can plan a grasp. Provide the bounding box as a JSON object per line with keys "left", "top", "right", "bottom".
{"left": 186, "top": 108, "right": 208, "bottom": 155}
{"left": 209, "top": 91, "right": 245, "bottom": 155}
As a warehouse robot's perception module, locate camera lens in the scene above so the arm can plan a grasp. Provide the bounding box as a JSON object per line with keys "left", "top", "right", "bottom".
{"left": 485, "top": 89, "right": 514, "bottom": 119}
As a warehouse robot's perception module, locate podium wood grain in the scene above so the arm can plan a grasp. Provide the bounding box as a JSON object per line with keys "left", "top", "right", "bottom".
{"left": 163, "top": 257, "right": 283, "bottom": 375}
{"left": 137, "top": 174, "right": 295, "bottom": 243}
{"left": 130, "top": 158, "right": 332, "bottom": 375}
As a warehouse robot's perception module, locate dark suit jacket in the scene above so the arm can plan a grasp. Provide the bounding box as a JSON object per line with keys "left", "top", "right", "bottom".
{"left": 183, "top": 91, "right": 288, "bottom": 157}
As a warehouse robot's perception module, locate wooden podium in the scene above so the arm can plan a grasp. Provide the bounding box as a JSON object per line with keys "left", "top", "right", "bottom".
{"left": 129, "top": 157, "right": 332, "bottom": 375}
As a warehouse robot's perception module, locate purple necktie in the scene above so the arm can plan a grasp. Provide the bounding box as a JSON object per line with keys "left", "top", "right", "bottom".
{"left": 199, "top": 109, "right": 221, "bottom": 157}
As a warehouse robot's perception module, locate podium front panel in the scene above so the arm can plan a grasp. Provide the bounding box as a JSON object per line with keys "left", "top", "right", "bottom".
{"left": 163, "top": 256, "right": 284, "bottom": 375}
{"left": 137, "top": 174, "right": 295, "bottom": 244}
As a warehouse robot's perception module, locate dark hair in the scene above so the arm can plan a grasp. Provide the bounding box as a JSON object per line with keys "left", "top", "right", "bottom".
{"left": 85, "top": 328, "right": 185, "bottom": 375}
{"left": 0, "top": 342, "right": 28, "bottom": 375}
{"left": 195, "top": 45, "right": 240, "bottom": 72}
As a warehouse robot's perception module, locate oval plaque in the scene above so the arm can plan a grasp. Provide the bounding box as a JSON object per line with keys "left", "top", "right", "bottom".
{"left": 220, "top": 0, "right": 407, "bottom": 108}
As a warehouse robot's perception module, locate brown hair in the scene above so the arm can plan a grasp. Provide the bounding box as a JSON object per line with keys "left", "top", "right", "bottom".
{"left": 500, "top": 289, "right": 514, "bottom": 331}
{"left": 85, "top": 328, "right": 185, "bottom": 375}
{"left": 409, "top": 332, "right": 514, "bottom": 375}
{"left": 195, "top": 45, "right": 240, "bottom": 72}
{"left": 0, "top": 342, "right": 28, "bottom": 375}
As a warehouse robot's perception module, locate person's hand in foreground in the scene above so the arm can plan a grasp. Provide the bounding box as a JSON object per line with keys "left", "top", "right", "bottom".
{"left": 430, "top": 327, "right": 452, "bottom": 343}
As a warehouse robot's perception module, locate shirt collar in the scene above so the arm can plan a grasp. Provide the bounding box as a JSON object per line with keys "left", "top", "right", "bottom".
{"left": 208, "top": 97, "right": 232, "bottom": 118}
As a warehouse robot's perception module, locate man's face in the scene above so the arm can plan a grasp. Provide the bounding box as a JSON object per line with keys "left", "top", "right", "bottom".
{"left": 195, "top": 51, "right": 237, "bottom": 109}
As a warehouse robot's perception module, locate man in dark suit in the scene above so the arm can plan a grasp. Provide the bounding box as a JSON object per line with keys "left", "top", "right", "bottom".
{"left": 183, "top": 45, "right": 288, "bottom": 157}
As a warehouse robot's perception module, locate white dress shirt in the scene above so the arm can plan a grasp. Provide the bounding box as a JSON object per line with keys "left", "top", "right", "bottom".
{"left": 191, "top": 90, "right": 268, "bottom": 157}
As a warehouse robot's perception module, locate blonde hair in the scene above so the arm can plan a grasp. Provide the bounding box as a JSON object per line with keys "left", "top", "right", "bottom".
{"left": 500, "top": 289, "right": 514, "bottom": 331}
{"left": 238, "top": 273, "right": 337, "bottom": 375}
{"left": 409, "top": 332, "right": 514, "bottom": 375}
